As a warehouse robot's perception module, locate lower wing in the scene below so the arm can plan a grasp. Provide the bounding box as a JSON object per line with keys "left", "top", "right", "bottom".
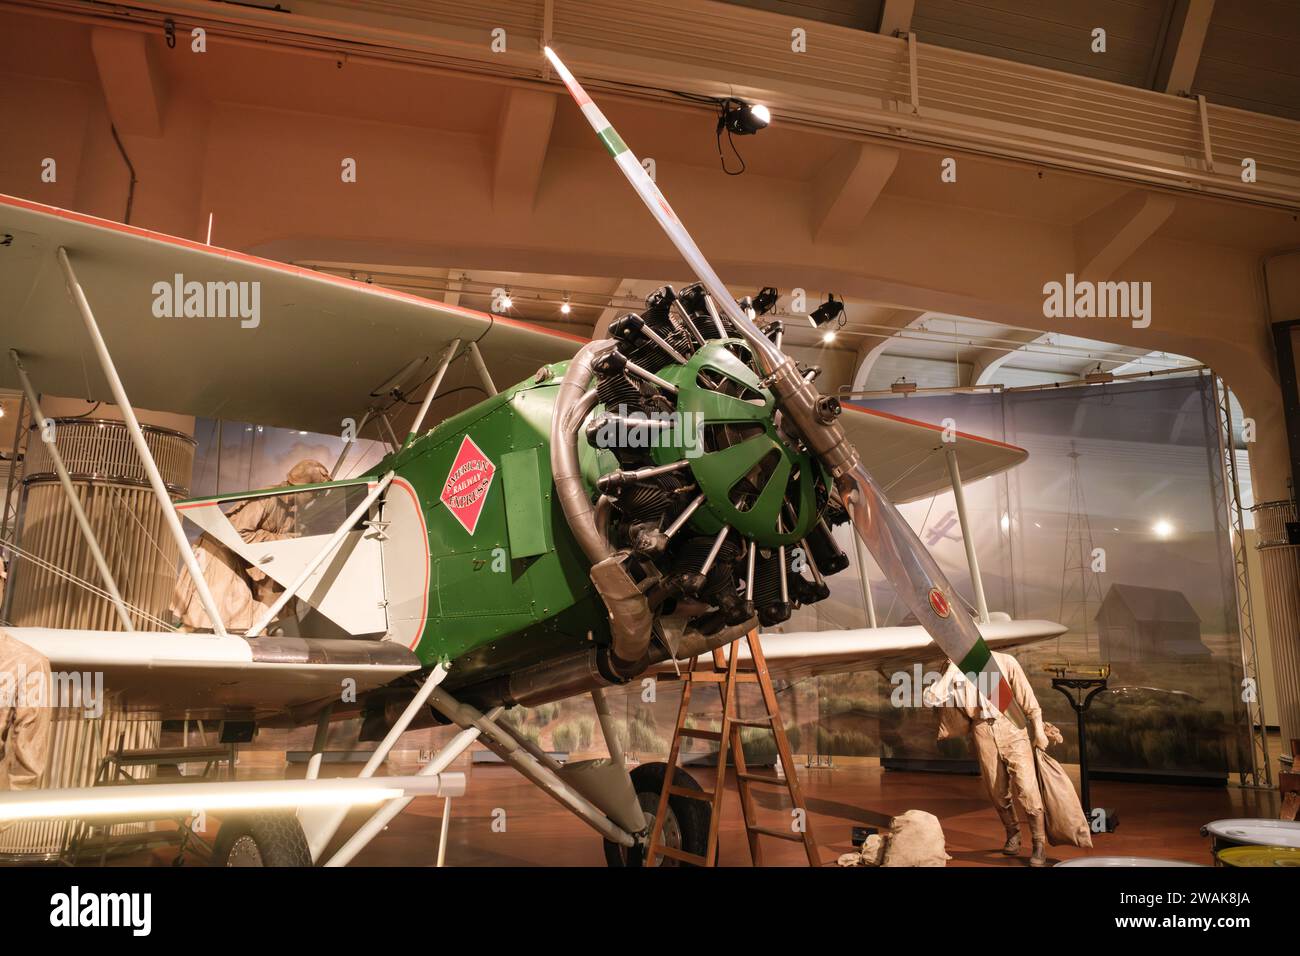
{"left": 5, "top": 628, "right": 421, "bottom": 723}
{"left": 660, "top": 618, "right": 1066, "bottom": 681}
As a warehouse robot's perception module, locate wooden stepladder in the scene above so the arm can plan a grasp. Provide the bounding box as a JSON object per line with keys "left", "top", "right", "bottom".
{"left": 646, "top": 629, "right": 821, "bottom": 867}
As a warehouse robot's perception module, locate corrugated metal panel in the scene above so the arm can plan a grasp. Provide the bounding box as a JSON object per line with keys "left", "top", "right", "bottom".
{"left": 863, "top": 353, "right": 965, "bottom": 391}
{"left": 1194, "top": 0, "right": 1300, "bottom": 122}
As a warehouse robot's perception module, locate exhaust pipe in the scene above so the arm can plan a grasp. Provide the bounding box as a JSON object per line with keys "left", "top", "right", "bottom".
{"left": 550, "top": 340, "right": 655, "bottom": 672}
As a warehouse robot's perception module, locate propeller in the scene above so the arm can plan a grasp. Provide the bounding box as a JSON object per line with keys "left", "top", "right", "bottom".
{"left": 543, "top": 47, "right": 1012, "bottom": 711}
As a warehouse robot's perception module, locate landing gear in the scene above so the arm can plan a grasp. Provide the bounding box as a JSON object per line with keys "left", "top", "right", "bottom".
{"left": 604, "top": 762, "right": 711, "bottom": 867}
{"left": 211, "top": 812, "right": 313, "bottom": 867}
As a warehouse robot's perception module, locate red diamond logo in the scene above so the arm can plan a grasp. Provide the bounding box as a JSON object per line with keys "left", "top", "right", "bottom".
{"left": 928, "top": 587, "right": 951, "bottom": 619}
{"left": 440, "top": 435, "right": 496, "bottom": 535}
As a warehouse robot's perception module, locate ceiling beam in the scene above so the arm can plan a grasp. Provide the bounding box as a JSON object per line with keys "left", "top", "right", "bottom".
{"left": 90, "top": 27, "right": 167, "bottom": 137}
{"left": 970, "top": 329, "right": 1049, "bottom": 385}
{"left": 1153, "top": 0, "right": 1216, "bottom": 96}
{"left": 492, "top": 88, "right": 556, "bottom": 214}
{"left": 808, "top": 142, "right": 899, "bottom": 245}
{"left": 1074, "top": 190, "right": 1177, "bottom": 282}
{"left": 849, "top": 308, "right": 926, "bottom": 391}
{"left": 878, "top": 0, "right": 916, "bottom": 36}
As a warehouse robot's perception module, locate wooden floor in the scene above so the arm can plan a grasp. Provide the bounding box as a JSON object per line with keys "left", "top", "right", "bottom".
{"left": 337, "top": 761, "right": 1279, "bottom": 867}
{"left": 122, "top": 756, "right": 1272, "bottom": 868}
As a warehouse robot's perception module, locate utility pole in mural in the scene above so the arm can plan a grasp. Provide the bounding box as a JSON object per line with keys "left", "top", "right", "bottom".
{"left": 1058, "top": 443, "right": 1104, "bottom": 655}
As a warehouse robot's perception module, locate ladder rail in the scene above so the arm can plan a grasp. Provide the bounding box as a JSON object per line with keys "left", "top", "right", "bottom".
{"left": 646, "top": 629, "right": 821, "bottom": 867}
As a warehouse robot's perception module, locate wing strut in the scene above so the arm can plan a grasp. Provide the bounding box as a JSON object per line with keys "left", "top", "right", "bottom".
{"left": 9, "top": 349, "right": 135, "bottom": 631}
{"left": 55, "top": 247, "right": 229, "bottom": 637}
{"left": 945, "top": 445, "right": 990, "bottom": 624}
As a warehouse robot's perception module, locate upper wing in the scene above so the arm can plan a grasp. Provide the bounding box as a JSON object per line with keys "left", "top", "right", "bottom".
{"left": 840, "top": 404, "right": 1027, "bottom": 504}
{"left": 0, "top": 194, "right": 584, "bottom": 435}
{"left": 741, "top": 618, "right": 1066, "bottom": 681}
{"left": 6, "top": 627, "right": 420, "bottom": 723}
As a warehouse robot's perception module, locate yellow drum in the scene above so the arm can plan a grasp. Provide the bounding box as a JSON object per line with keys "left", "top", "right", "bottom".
{"left": 1216, "top": 845, "right": 1300, "bottom": 867}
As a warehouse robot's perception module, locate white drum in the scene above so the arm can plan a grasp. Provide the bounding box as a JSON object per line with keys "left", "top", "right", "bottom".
{"left": 1055, "top": 856, "right": 1204, "bottom": 867}
{"left": 1202, "top": 818, "right": 1300, "bottom": 853}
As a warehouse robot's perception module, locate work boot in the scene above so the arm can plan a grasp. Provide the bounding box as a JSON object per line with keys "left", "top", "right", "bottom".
{"left": 1029, "top": 814, "right": 1047, "bottom": 866}
{"left": 1001, "top": 827, "right": 1021, "bottom": 855}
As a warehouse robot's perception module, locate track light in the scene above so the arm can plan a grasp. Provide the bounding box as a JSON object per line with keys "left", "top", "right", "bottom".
{"left": 560, "top": 296, "right": 571, "bottom": 315}
{"left": 808, "top": 294, "right": 844, "bottom": 328}
{"left": 822, "top": 330, "right": 836, "bottom": 344}
{"left": 750, "top": 286, "right": 779, "bottom": 316}
{"left": 719, "top": 99, "right": 770, "bottom": 136}
{"left": 499, "top": 292, "right": 513, "bottom": 310}
{"left": 715, "top": 98, "right": 770, "bottom": 175}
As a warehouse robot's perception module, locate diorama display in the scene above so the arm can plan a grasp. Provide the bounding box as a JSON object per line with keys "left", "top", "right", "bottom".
{"left": 0, "top": 50, "right": 1067, "bottom": 866}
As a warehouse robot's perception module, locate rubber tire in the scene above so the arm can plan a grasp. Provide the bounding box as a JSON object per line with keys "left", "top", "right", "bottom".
{"left": 604, "top": 762, "right": 712, "bottom": 867}
{"left": 210, "top": 812, "right": 313, "bottom": 867}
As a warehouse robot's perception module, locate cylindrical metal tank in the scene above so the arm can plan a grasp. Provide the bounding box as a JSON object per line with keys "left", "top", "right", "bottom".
{"left": 7, "top": 417, "right": 195, "bottom": 629}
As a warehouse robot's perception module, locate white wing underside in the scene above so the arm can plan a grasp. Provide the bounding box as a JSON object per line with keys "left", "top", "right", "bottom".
{"left": 6, "top": 619, "right": 1064, "bottom": 723}
{"left": 655, "top": 618, "right": 1067, "bottom": 681}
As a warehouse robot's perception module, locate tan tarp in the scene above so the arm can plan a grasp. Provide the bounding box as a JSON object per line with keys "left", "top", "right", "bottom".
{"left": 1033, "top": 748, "right": 1093, "bottom": 848}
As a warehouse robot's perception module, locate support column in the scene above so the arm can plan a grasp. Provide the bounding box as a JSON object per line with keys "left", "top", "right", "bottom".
{"left": 945, "top": 446, "right": 990, "bottom": 624}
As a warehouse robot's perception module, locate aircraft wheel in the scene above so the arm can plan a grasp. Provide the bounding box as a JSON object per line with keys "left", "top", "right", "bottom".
{"left": 603, "top": 762, "right": 711, "bottom": 867}
{"left": 210, "top": 812, "right": 313, "bottom": 867}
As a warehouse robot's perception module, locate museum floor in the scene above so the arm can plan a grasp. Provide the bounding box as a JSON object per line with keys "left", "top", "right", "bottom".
{"left": 111, "top": 753, "right": 1283, "bottom": 867}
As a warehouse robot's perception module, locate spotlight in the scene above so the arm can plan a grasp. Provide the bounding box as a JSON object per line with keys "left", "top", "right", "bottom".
{"left": 560, "top": 296, "right": 571, "bottom": 315}
{"left": 822, "top": 330, "right": 836, "bottom": 344}
{"left": 719, "top": 98, "right": 770, "bottom": 136}
{"left": 715, "top": 99, "right": 770, "bottom": 174}
{"left": 1152, "top": 518, "right": 1174, "bottom": 539}
{"left": 500, "top": 292, "right": 513, "bottom": 310}
{"left": 750, "top": 286, "right": 779, "bottom": 316}
{"left": 808, "top": 293, "right": 844, "bottom": 328}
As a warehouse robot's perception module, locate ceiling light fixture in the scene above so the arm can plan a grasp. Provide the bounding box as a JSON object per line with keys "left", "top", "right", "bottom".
{"left": 808, "top": 293, "right": 844, "bottom": 328}
{"left": 715, "top": 98, "right": 770, "bottom": 175}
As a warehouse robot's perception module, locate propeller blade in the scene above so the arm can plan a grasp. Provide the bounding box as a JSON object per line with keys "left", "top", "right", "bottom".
{"left": 838, "top": 462, "right": 1012, "bottom": 709}
{"left": 544, "top": 46, "right": 1012, "bottom": 712}
{"left": 543, "top": 47, "right": 759, "bottom": 348}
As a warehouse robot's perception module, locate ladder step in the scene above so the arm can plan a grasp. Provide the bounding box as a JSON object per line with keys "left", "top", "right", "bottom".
{"left": 748, "top": 825, "right": 807, "bottom": 843}
{"left": 653, "top": 845, "right": 709, "bottom": 866}
{"left": 678, "top": 728, "right": 722, "bottom": 741}
{"left": 668, "top": 785, "right": 715, "bottom": 801}
{"left": 686, "top": 672, "right": 759, "bottom": 683}
{"left": 736, "top": 771, "right": 784, "bottom": 786}
{"left": 730, "top": 717, "right": 773, "bottom": 728}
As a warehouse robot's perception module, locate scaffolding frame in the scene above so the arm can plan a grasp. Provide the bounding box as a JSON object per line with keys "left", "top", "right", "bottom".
{"left": 1207, "top": 374, "right": 1271, "bottom": 788}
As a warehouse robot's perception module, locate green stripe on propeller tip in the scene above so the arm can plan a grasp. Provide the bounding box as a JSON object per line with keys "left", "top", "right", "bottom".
{"left": 598, "top": 127, "right": 627, "bottom": 157}
{"left": 957, "top": 639, "right": 991, "bottom": 676}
